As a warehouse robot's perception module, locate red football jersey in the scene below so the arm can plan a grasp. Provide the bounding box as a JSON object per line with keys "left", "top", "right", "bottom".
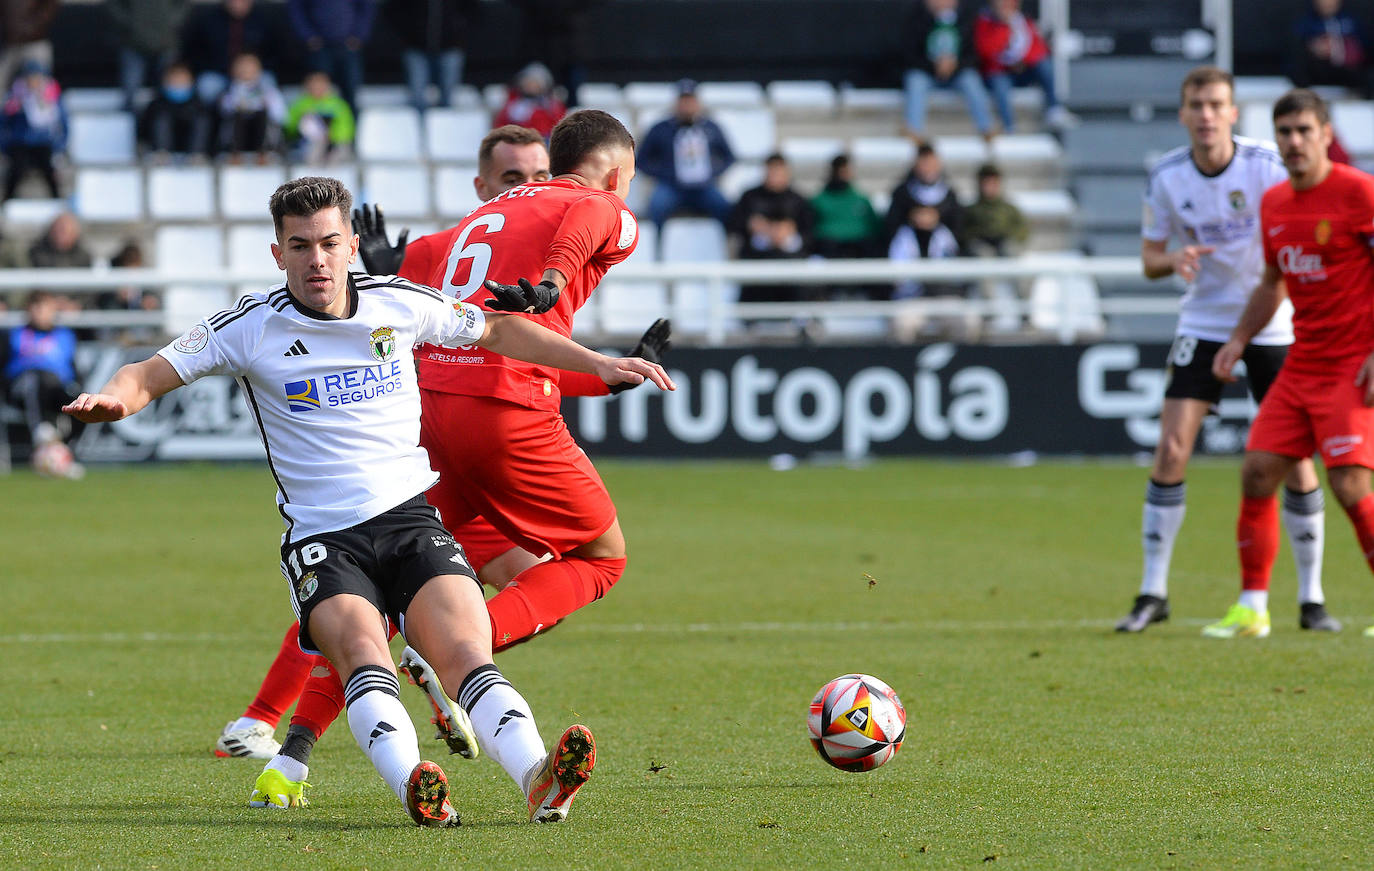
{"left": 408, "top": 179, "right": 638, "bottom": 410}
{"left": 1262, "top": 162, "right": 1374, "bottom": 374}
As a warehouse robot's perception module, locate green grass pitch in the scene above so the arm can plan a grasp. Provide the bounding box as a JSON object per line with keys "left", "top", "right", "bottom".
{"left": 4, "top": 458, "right": 1374, "bottom": 869}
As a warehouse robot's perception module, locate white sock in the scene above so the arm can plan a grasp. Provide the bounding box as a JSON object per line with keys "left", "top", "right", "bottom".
{"left": 231, "top": 716, "right": 270, "bottom": 733}
{"left": 344, "top": 666, "right": 420, "bottom": 801}
{"left": 1283, "top": 487, "right": 1326, "bottom": 604}
{"left": 1141, "top": 481, "right": 1186, "bottom": 598}
{"left": 264, "top": 754, "right": 308, "bottom": 783}
{"left": 1239, "top": 589, "right": 1269, "bottom": 613}
{"left": 457, "top": 664, "right": 547, "bottom": 794}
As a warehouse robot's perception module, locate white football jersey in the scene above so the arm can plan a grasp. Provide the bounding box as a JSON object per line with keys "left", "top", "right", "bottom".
{"left": 158, "top": 274, "right": 486, "bottom": 543}
{"left": 1143, "top": 136, "right": 1294, "bottom": 344}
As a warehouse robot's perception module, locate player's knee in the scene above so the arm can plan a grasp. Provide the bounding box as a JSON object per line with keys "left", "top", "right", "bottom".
{"left": 584, "top": 555, "right": 627, "bottom": 600}
{"left": 1328, "top": 467, "right": 1372, "bottom": 509}
{"left": 1240, "top": 455, "right": 1286, "bottom": 499}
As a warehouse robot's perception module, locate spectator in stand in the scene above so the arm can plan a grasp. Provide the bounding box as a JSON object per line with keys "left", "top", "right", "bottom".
{"left": 811, "top": 154, "right": 883, "bottom": 259}
{"left": 285, "top": 70, "right": 354, "bottom": 164}
{"left": 492, "top": 62, "right": 567, "bottom": 141}
{"left": 513, "top": 0, "right": 601, "bottom": 107}
{"left": 963, "top": 163, "right": 1027, "bottom": 256}
{"left": 139, "top": 61, "right": 212, "bottom": 162}
{"left": 218, "top": 52, "right": 286, "bottom": 163}
{"left": 973, "top": 0, "right": 1076, "bottom": 132}
{"left": 107, "top": 0, "right": 190, "bottom": 111}
{"left": 889, "top": 203, "right": 965, "bottom": 339}
{"left": 385, "top": 0, "right": 480, "bottom": 111}
{"left": 885, "top": 142, "right": 964, "bottom": 249}
{"left": 901, "top": 0, "right": 995, "bottom": 144}
{"left": 2, "top": 290, "right": 83, "bottom": 477}
{"left": 182, "top": 0, "right": 284, "bottom": 104}
{"left": 727, "top": 152, "right": 816, "bottom": 305}
{"left": 95, "top": 241, "right": 163, "bottom": 343}
{"left": 0, "top": 0, "right": 59, "bottom": 93}
{"left": 0, "top": 60, "right": 65, "bottom": 201}
{"left": 637, "top": 78, "right": 735, "bottom": 228}
{"left": 28, "top": 212, "right": 93, "bottom": 272}
{"left": 1289, "top": 0, "right": 1374, "bottom": 98}
{"left": 287, "top": 0, "right": 376, "bottom": 113}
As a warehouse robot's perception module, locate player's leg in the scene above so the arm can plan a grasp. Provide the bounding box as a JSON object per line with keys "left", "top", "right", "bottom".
{"left": 1242, "top": 343, "right": 1333, "bottom": 628}
{"left": 1326, "top": 464, "right": 1374, "bottom": 636}
{"left": 215, "top": 621, "right": 315, "bottom": 759}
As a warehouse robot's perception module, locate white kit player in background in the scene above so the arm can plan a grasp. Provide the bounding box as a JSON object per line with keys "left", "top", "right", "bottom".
{"left": 1115, "top": 66, "right": 1334, "bottom": 635}
{"left": 63, "top": 177, "right": 674, "bottom": 826}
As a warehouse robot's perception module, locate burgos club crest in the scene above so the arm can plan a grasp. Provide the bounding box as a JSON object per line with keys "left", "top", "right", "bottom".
{"left": 1315, "top": 220, "right": 1332, "bottom": 245}
{"left": 369, "top": 326, "right": 396, "bottom": 361}
{"left": 297, "top": 570, "right": 318, "bottom": 602}
{"left": 1228, "top": 190, "right": 1245, "bottom": 211}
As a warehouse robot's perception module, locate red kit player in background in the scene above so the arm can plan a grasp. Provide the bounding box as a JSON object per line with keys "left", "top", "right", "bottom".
{"left": 1207, "top": 88, "right": 1374, "bottom": 638}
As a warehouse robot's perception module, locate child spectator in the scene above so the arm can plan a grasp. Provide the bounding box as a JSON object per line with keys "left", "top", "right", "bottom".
{"left": 0, "top": 59, "right": 65, "bottom": 201}
{"left": 1289, "top": 0, "right": 1374, "bottom": 97}
{"left": 285, "top": 70, "right": 355, "bottom": 164}
{"left": 889, "top": 203, "right": 961, "bottom": 300}
{"left": 139, "top": 61, "right": 212, "bottom": 162}
{"left": 492, "top": 62, "right": 567, "bottom": 141}
{"left": 973, "top": 0, "right": 1076, "bottom": 132}
{"left": 2, "top": 290, "right": 83, "bottom": 477}
{"left": 218, "top": 52, "right": 286, "bottom": 163}
{"left": 963, "top": 163, "right": 1028, "bottom": 256}
{"left": 181, "top": 0, "right": 284, "bottom": 104}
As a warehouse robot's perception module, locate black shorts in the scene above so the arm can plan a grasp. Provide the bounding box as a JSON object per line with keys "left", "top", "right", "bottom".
{"left": 280, "top": 494, "right": 479, "bottom": 654}
{"left": 1163, "top": 335, "right": 1288, "bottom": 405}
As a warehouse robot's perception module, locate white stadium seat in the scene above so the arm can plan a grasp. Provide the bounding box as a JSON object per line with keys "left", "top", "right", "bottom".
{"left": 218, "top": 164, "right": 287, "bottom": 220}
{"left": 226, "top": 223, "right": 276, "bottom": 295}
{"left": 780, "top": 136, "right": 845, "bottom": 169}
{"left": 714, "top": 107, "right": 776, "bottom": 161}
{"left": 148, "top": 165, "right": 215, "bottom": 220}
{"left": 696, "top": 81, "right": 766, "bottom": 109}
{"left": 155, "top": 224, "right": 231, "bottom": 334}
{"left": 425, "top": 108, "right": 490, "bottom": 162}
{"left": 452, "top": 84, "right": 485, "bottom": 110}
{"left": 850, "top": 136, "right": 916, "bottom": 173}
{"left": 1010, "top": 189, "right": 1076, "bottom": 222}
{"left": 574, "top": 82, "right": 625, "bottom": 112}
{"left": 1332, "top": 101, "right": 1374, "bottom": 156}
{"left": 597, "top": 221, "right": 665, "bottom": 335}
{"left": 355, "top": 85, "right": 410, "bottom": 108}
{"left": 1, "top": 198, "right": 65, "bottom": 229}
{"left": 356, "top": 106, "right": 423, "bottom": 161}
{"left": 718, "top": 161, "right": 764, "bottom": 201}
{"left": 73, "top": 167, "right": 144, "bottom": 222}
{"left": 766, "top": 80, "right": 837, "bottom": 115}
{"left": 839, "top": 87, "right": 904, "bottom": 115}
{"left": 659, "top": 217, "right": 736, "bottom": 335}
{"left": 482, "top": 83, "right": 508, "bottom": 113}
{"left": 990, "top": 133, "right": 1062, "bottom": 165}
{"left": 1239, "top": 102, "right": 1272, "bottom": 142}
{"left": 623, "top": 81, "right": 677, "bottom": 113}
{"left": 361, "top": 164, "right": 431, "bottom": 218}
{"left": 68, "top": 113, "right": 136, "bottom": 164}
{"left": 434, "top": 164, "right": 482, "bottom": 219}
{"left": 62, "top": 88, "right": 124, "bottom": 112}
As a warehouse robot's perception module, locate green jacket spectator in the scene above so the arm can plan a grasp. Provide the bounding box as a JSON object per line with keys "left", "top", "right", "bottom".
{"left": 811, "top": 155, "right": 883, "bottom": 258}
{"left": 285, "top": 70, "right": 355, "bottom": 162}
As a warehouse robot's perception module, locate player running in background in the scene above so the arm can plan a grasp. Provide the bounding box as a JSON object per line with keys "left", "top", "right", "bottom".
{"left": 1116, "top": 66, "right": 1334, "bottom": 634}
{"left": 1207, "top": 89, "right": 1374, "bottom": 638}
{"left": 66, "top": 176, "right": 672, "bottom": 822}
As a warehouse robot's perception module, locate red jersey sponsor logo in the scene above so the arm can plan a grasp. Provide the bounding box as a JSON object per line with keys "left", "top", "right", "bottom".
{"left": 1276, "top": 244, "right": 1324, "bottom": 276}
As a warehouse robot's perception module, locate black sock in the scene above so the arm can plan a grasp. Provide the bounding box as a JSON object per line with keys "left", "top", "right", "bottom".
{"left": 279, "top": 723, "right": 317, "bottom": 765}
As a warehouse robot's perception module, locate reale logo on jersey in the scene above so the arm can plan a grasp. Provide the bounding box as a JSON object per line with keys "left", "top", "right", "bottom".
{"left": 285, "top": 378, "right": 321, "bottom": 412}
{"left": 370, "top": 326, "right": 397, "bottom": 361}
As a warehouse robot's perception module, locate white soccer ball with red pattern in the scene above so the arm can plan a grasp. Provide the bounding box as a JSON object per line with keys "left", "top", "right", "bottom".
{"left": 807, "top": 673, "right": 905, "bottom": 772}
{"left": 32, "top": 440, "right": 75, "bottom": 478}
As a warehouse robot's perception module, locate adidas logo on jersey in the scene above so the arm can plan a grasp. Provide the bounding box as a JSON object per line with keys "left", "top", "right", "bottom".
{"left": 284, "top": 339, "right": 311, "bottom": 357}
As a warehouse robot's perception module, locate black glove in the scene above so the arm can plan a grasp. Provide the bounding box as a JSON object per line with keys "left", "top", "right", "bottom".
{"left": 483, "top": 277, "right": 561, "bottom": 313}
{"left": 352, "top": 203, "right": 409, "bottom": 275}
{"left": 609, "top": 318, "right": 672, "bottom": 395}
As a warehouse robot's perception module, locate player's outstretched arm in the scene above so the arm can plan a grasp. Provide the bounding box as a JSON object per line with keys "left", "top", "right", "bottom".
{"left": 1142, "top": 238, "right": 1215, "bottom": 281}
{"left": 479, "top": 312, "right": 675, "bottom": 392}
{"left": 352, "top": 203, "right": 409, "bottom": 275}
{"left": 1214, "top": 266, "right": 1286, "bottom": 383}
{"left": 62, "top": 355, "right": 185, "bottom": 423}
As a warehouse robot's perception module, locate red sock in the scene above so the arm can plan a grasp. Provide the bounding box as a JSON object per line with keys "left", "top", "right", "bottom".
{"left": 1238, "top": 495, "right": 1279, "bottom": 591}
{"left": 1343, "top": 494, "right": 1374, "bottom": 574}
{"left": 289, "top": 655, "right": 345, "bottom": 739}
{"left": 243, "top": 622, "right": 314, "bottom": 727}
{"left": 487, "top": 556, "right": 627, "bottom": 652}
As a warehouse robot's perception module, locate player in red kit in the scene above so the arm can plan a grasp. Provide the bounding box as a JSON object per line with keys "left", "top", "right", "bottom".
{"left": 1207, "top": 88, "right": 1374, "bottom": 638}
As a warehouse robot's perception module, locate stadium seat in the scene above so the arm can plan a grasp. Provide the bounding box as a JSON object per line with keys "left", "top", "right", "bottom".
{"left": 851, "top": 136, "right": 916, "bottom": 174}
{"left": 355, "top": 85, "right": 410, "bottom": 108}
{"left": 574, "top": 82, "right": 625, "bottom": 112}
{"left": 659, "top": 217, "right": 736, "bottom": 335}
{"left": 780, "top": 136, "right": 846, "bottom": 169}
{"left": 63, "top": 88, "right": 124, "bottom": 113}
{"left": 718, "top": 161, "right": 764, "bottom": 201}
{"left": 73, "top": 167, "right": 144, "bottom": 222}
{"left": 766, "top": 80, "right": 837, "bottom": 115}
{"left": 1238, "top": 102, "right": 1272, "bottom": 142}
{"left": 452, "top": 84, "right": 485, "bottom": 110}
{"left": 696, "top": 81, "right": 766, "bottom": 109}
{"left": 1029, "top": 271, "right": 1105, "bottom": 340}
{"left": 838, "top": 87, "right": 903, "bottom": 116}
{"left": 148, "top": 165, "right": 215, "bottom": 220}
{"left": 482, "top": 83, "right": 508, "bottom": 113}
{"left": 597, "top": 221, "right": 666, "bottom": 335}
{"left": 356, "top": 106, "right": 424, "bottom": 161}
{"left": 1332, "top": 101, "right": 1374, "bottom": 156}
{"left": 623, "top": 81, "right": 677, "bottom": 113}
{"left": 425, "top": 108, "right": 491, "bottom": 162}
{"left": 434, "top": 164, "right": 482, "bottom": 219}
{"left": 1232, "top": 76, "right": 1293, "bottom": 104}
{"left": 289, "top": 163, "right": 360, "bottom": 196}
{"left": 68, "top": 112, "right": 137, "bottom": 164}
{"left": 155, "top": 224, "right": 231, "bottom": 333}
{"left": 990, "top": 133, "right": 1061, "bottom": 165}
{"left": 1073, "top": 175, "right": 1145, "bottom": 231}
{"left": 713, "top": 107, "right": 776, "bottom": 161}
{"left": 219, "top": 165, "right": 287, "bottom": 220}
{"left": 1064, "top": 121, "right": 1180, "bottom": 172}
{"left": 1009, "top": 189, "right": 1076, "bottom": 222}
{"left": 1, "top": 198, "right": 65, "bottom": 229}
{"left": 361, "top": 164, "right": 431, "bottom": 218}
{"left": 225, "top": 223, "right": 276, "bottom": 296}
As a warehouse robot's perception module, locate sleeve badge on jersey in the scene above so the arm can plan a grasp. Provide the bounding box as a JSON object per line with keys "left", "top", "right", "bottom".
{"left": 369, "top": 326, "right": 397, "bottom": 361}
{"left": 452, "top": 301, "right": 479, "bottom": 332}
{"left": 172, "top": 324, "right": 210, "bottom": 354}
{"left": 617, "top": 209, "right": 637, "bottom": 250}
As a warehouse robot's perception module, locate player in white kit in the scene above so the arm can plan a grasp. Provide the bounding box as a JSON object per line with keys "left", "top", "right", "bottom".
{"left": 1115, "top": 66, "right": 1335, "bottom": 634}
{"left": 63, "top": 177, "right": 675, "bottom": 825}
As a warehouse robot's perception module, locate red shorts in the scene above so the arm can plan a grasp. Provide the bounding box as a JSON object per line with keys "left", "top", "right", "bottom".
{"left": 1247, "top": 364, "right": 1374, "bottom": 467}
{"left": 419, "top": 390, "right": 616, "bottom": 563}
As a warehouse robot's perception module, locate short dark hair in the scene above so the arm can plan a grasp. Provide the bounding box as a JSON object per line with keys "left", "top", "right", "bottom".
{"left": 830, "top": 154, "right": 850, "bottom": 172}
{"left": 1180, "top": 66, "right": 1233, "bottom": 103}
{"left": 1273, "top": 87, "right": 1330, "bottom": 125}
{"left": 547, "top": 109, "right": 636, "bottom": 177}
{"left": 268, "top": 176, "right": 353, "bottom": 235}
{"left": 977, "top": 163, "right": 1002, "bottom": 180}
{"left": 478, "top": 124, "right": 547, "bottom": 173}
{"left": 764, "top": 152, "right": 786, "bottom": 166}
{"left": 916, "top": 143, "right": 937, "bottom": 159}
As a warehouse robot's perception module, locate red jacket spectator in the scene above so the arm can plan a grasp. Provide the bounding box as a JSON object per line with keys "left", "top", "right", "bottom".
{"left": 973, "top": 4, "right": 1049, "bottom": 76}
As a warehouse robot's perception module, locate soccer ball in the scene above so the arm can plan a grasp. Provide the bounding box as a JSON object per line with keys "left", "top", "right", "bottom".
{"left": 31, "top": 440, "right": 81, "bottom": 479}
{"left": 807, "top": 673, "right": 905, "bottom": 772}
